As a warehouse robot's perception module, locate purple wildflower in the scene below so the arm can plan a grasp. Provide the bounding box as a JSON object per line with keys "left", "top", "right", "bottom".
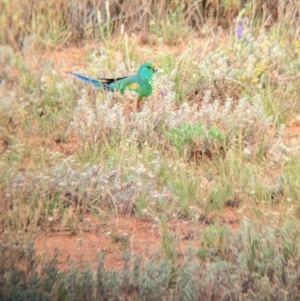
{"left": 160, "top": 90, "right": 167, "bottom": 97}
{"left": 237, "top": 24, "right": 244, "bottom": 39}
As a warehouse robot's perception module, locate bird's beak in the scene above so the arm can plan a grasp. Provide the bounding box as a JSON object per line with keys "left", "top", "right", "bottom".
{"left": 150, "top": 63, "right": 157, "bottom": 73}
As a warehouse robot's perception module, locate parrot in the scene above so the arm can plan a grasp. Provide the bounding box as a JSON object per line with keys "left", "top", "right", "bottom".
{"left": 68, "top": 62, "right": 157, "bottom": 110}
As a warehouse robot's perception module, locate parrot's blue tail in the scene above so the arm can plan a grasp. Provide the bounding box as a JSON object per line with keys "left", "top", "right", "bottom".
{"left": 67, "top": 72, "right": 102, "bottom": 89}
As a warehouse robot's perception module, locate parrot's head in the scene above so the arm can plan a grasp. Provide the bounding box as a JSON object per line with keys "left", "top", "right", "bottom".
{"left": 138, "top": 62, "right": 157, "bottom": 77}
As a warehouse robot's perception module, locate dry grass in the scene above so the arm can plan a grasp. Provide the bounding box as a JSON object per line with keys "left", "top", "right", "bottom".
{"left": 1, "top": 0, "right": 300, "bottom": 48}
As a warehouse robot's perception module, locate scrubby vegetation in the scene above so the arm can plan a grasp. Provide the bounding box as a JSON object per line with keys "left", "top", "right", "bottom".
{"left": 1, "top": 0, "right": 300, "bottom": 300}
{"left": 1, "top": 220, "right": 300, "bottom": 300}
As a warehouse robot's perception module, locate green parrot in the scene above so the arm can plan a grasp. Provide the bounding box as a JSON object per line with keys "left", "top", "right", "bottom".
{"left": 68, "top": 62, "right": 157, "bottom": 109}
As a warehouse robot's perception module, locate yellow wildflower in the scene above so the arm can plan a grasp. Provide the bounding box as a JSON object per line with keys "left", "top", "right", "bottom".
{"left": 241, "top": 74, "right": 247, "bottom": 81}
{"left": 254, "top": 63, "right": 263, "bottom": 77}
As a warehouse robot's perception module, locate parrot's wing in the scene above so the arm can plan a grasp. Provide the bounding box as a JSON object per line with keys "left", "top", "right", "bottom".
{"left": 98, "top": 76, "right": 128, "bottom": 90}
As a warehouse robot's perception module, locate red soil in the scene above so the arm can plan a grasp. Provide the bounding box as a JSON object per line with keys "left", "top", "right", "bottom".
{"left": 35, "top": 208, "right": 238, "bottom": 271}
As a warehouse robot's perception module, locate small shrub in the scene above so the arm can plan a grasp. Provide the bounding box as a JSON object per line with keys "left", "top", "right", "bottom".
{"left": 170, "top": 122, "right": 206, "bottom": 154}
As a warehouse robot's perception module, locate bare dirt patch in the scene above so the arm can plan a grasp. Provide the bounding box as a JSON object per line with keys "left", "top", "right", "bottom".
{"left": 284, "top": 119, "right": 300, "bottom": 147}
{"left": 35, "top": 209, "right": 238, "bottom": 271}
